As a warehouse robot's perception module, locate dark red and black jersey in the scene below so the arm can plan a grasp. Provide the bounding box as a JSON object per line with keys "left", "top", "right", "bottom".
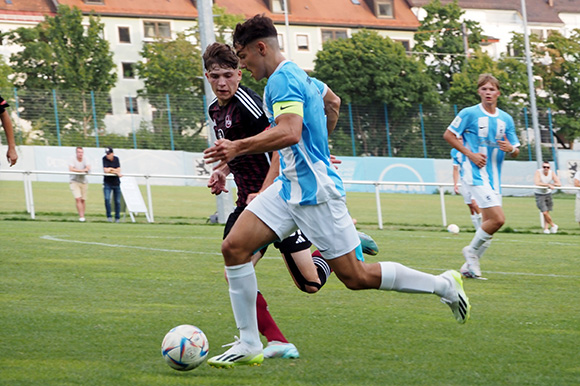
{"left": 208, "top": 85, "right": 271, "bottom": 207}
{"left": 0, "top": 95, "right": 10, "bottom": 114}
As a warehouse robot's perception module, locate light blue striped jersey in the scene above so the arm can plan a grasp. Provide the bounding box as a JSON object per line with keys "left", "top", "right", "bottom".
{"left": 264, "top": 60, "right": 345, "bottom": 205}
{"left": 447, "top": 103, "right": 519, "bottom": 193}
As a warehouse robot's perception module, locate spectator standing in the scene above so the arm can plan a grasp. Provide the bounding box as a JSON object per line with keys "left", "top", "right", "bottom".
{"left": 533, "top": 162, "right": 561, "bottom": 234}
{"left": 102, "top": 147, "right": 122, "bottom": 222}
{"left": 69, "top": 146, "right": 91, "bottom": 222}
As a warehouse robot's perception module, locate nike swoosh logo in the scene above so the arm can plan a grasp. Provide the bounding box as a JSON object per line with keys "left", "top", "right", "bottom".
{"left": 280, "top": 105, "right": 291, "bottom": 110}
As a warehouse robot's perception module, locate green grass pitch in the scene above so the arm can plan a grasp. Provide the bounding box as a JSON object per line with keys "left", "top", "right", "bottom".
{"left": 1, "top": 182, "right": 579, "bottom": 385}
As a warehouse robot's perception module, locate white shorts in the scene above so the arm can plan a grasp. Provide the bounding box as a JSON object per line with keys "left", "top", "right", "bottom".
{"left": 459, "top": 183, "right": 473, "bottom": 205}
{"left": 466, "top": 184, "right": 502, "bottom": 209}
{"left": 246, "top": 180, "right": 360, "bottom": 260}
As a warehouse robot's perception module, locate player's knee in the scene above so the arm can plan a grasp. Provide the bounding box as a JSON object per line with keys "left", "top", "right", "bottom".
{"left": 221, "top": 238, "right": 246, "bottom": 263}
{"left": 301, "top": 284, "right": 320, "bottom": 294}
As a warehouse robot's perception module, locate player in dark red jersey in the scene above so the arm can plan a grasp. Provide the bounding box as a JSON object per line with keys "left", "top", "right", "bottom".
{"left": 203, "top": 43, "right": 379, "bottom": 359}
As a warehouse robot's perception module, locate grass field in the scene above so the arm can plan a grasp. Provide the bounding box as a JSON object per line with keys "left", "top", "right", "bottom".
{"left": 1, "top": 182, "right": 579, "bottom": 385}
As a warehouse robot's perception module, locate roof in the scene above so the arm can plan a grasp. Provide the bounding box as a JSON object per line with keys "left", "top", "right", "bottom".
{"left": 216, "top": 0, "right": 420, "bottom": 30}
{"left": 0, "top": 0, "right": 56, "bottom": 20}
{"left": 49, "top": 0, "right": 419, "bottom": 30}
{"left": 55, "top": 0, "right": 199, "bottom": 20}
{"left": 408, "top": 0, "right": 580, "bottom": 24}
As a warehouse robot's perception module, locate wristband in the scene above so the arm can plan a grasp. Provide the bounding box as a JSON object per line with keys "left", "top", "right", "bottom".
{"left": 510, "top": 146, "right": 517, "bottom": 154}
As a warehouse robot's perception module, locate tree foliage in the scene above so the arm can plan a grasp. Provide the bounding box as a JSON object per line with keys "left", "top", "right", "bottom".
{"left": 311, "top": 29, "right": 438, "bottom": 156}
{"left": 414, "top": 0, "right": 482, "bottom": 95}
{"left": 6, "top": 5, "right": 116, "bottom": 143}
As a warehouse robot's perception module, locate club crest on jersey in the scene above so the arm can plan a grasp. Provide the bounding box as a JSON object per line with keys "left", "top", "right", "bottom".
{"left": 225, "top": 115, "right": 232, "bottom": 128}
{"left": 217, "top": 128, "right": 225, "bottom": 139}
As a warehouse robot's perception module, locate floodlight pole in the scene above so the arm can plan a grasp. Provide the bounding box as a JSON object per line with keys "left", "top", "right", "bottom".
{"left": 198, "top": 0, "right": 233, "bottom": 224}
{"left": 283, "top": 0, "right": 291, "bottom": 60}
{"left": 521, "top": 0, "right": 543, "bottom": 167}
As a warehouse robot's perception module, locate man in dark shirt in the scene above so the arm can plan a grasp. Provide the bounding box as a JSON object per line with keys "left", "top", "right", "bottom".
{"left": 102, "top": 147, "right": 122, "bottom": 222}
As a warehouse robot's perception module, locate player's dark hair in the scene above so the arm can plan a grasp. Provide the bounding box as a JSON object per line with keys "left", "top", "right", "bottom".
{"left": 202, "top": 42, "right": 239, "bottom": 71}
{"left": 233, "top": 14, "right": 278, "bottom": 49}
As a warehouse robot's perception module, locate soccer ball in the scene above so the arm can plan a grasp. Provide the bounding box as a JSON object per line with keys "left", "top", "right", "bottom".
{"left": 447, "top": 224, "right": 460, "bottom": 234}
{"left": 161, "top": 324, "right": 209, "bottom": 371}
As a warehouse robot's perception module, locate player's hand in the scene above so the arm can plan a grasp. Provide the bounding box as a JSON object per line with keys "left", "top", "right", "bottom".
{"left": 207, "top": 170, "right": 228, "bottom": 195}
{"left": 6, "top": 147, "right": 17, "bottom": 167}
{"left": 204, "top": 139, "right": 238, "bottom": 170}
{"left": 498, "top": 135, "right": 514, "bottom": 153}
{"left": 246, "top": 192, "right": 259, "bottom": 204}
{"left": 329, "top": 154, "right": 341, "bottom": 169}
{"left": 469, "top": 152, "right": 487, "bottom": 168}
{"left": 454, "top": 184, "right": 460, "bottom": 194}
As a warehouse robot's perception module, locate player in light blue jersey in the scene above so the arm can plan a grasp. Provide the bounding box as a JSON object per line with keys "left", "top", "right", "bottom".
{"left": 444, "top": 74, "right": 520, "bottom": 279}
{"left": 451, "top": 148, "right": 481, "bottom": 230}
{"left": 203, "top": 15, "right": 470, "bottom": 369}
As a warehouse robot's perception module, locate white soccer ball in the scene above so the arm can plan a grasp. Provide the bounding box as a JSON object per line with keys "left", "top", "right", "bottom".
{"left": 447, "top": 224, "right": 460, "bottom": 234}
{"left": 161, "top": 324, "right": 209, "bottom": 371}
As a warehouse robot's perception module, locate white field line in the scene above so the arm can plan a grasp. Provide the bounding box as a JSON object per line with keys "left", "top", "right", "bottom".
{"left": 41, "top": 235, "right": 222, "bottom": 256}
{"left": 42, "top": 235, "right": 579, "bottom": 276}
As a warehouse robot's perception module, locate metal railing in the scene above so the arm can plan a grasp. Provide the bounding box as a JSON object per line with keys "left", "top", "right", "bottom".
{"left": 4, "top": 169, "right": 578, "bottom": 229}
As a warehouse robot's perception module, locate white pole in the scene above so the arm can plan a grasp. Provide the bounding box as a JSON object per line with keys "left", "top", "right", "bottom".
{"left": 146, "top": 175, "right": 154, "bottom": 222}
{"left": 374, "top": 183, "right": 383, "bottom": 230}
{"left": 197, "top": 0, "right": 233, "bottom": 224}
{"left": 520, "top": 0, "right": 543, "bottom": 168}
{"left": 283, "top": 0, "right": 291, "bottom": 60}
{"left": 440, "top": 185, "right": 447, "bottom": 227}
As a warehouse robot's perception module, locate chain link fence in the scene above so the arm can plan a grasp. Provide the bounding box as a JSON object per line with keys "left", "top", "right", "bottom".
{"left": 0, "top": 87, "right": 561, "bottom": 162}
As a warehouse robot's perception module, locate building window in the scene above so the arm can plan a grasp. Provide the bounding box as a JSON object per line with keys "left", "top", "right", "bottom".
{"left": 84, "top": 0, "right": 105, "bottom": 4}
{"left": 118, "top": 27, "right": 131, "bottom": 43}
{"left": 122, "top": 63, "right": 135, "bottom": 79}
{"left": 321, "top": 29, "right": 348, "bottom": 43}
{"left": 144, "top": 21, "right": 171, "bottom": 39}
{"left": 296, "top": 34, "right": 309, "bottom": 51}
{"left": 125, "top": 97, "right": 138, "bottom": 114}
{"left": 277, "top": 34, "right": 285, "bottom": 52}
{"left": 377, "top": 0, "right": 394, "bottom": 18}
{"left": 394, "top": 40, "right": 410, "bottom": 53}
{"left": 271, "top": 0, "right": 286, "bottom": 13}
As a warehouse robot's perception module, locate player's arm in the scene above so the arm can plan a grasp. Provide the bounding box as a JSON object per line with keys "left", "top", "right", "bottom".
{"left": 323, "top": 87, "right": 340, "bottom": 135}
{"left": 443, "top": 129, "right": 486, "bottom": 168}
{"left": 453, "top": 165, "right": 460, "bottom": 194}
{"left": 204, "top": 103, "right": 302, "bottom": 169}
{"left": 574, "top": 175, "right": 580, "bottom": 188}
{"left": 1, "top": 110, "right": 17, "bottom": 166}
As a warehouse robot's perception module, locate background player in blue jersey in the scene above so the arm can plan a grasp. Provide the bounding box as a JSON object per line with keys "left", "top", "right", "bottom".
{"left": 451, "top": 148, "right": 482, "bottom": 230}
{"left": 444, "top": 74, "right": 520, "bottom": 279}
{"left": 203, "top": 15, "right": 471, "bottom": 369}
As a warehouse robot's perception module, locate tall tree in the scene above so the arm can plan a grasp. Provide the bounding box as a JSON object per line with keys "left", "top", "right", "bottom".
{"left": 7, "top": 5, "right": 116, "bottom": 144}
{"left": 312, "top": 30, "right": 439, "bottom": 157}
{"left": 413, "top": 0, "right": 482, "bottom": 96}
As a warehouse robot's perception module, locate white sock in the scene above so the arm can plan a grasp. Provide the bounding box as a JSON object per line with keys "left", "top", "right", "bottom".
{"left": 225, "top": 263, "right": 262, "bottom": 349}
{"left": 469, "top": 228, "right": 492, "bottom": 252}
{"left": 476, "top": 239, "right": 492, "bottom": 258}
{"left": 379, "top": 262, "right": 448, "bottom": 296}
{"left": 471, "top": 214, "right": 482, "bottom": 230}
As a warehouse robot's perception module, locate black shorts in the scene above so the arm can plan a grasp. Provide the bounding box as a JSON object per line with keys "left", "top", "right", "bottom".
{"left": 224, "top": 206, "right": 312, "bottom": 255}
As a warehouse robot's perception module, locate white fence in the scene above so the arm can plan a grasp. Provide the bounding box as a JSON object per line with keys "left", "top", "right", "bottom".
{"left": 3, "top": 169, "right": 578, "bottom": 228}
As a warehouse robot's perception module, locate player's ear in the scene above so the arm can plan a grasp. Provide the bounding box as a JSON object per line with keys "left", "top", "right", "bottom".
{"left": 204, "top": 72, "right": 210, "bottom": 80}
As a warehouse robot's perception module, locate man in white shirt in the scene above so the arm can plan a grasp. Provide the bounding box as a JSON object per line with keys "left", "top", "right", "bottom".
{"left": 69, "top": 147, "right": 90, "bottom": 222}
{"left": 533, "top": 162, "right": 561, "bottom": 234}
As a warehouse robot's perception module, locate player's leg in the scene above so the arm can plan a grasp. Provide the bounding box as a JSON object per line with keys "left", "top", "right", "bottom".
{"left": 294, "top": 197, "right": 470, "bottom": 323}
{"left": 209, "top": 183, "right": 297, "bottom": 368}
{"left": 112, "top": 185, "right": 121, "bottom": 221}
